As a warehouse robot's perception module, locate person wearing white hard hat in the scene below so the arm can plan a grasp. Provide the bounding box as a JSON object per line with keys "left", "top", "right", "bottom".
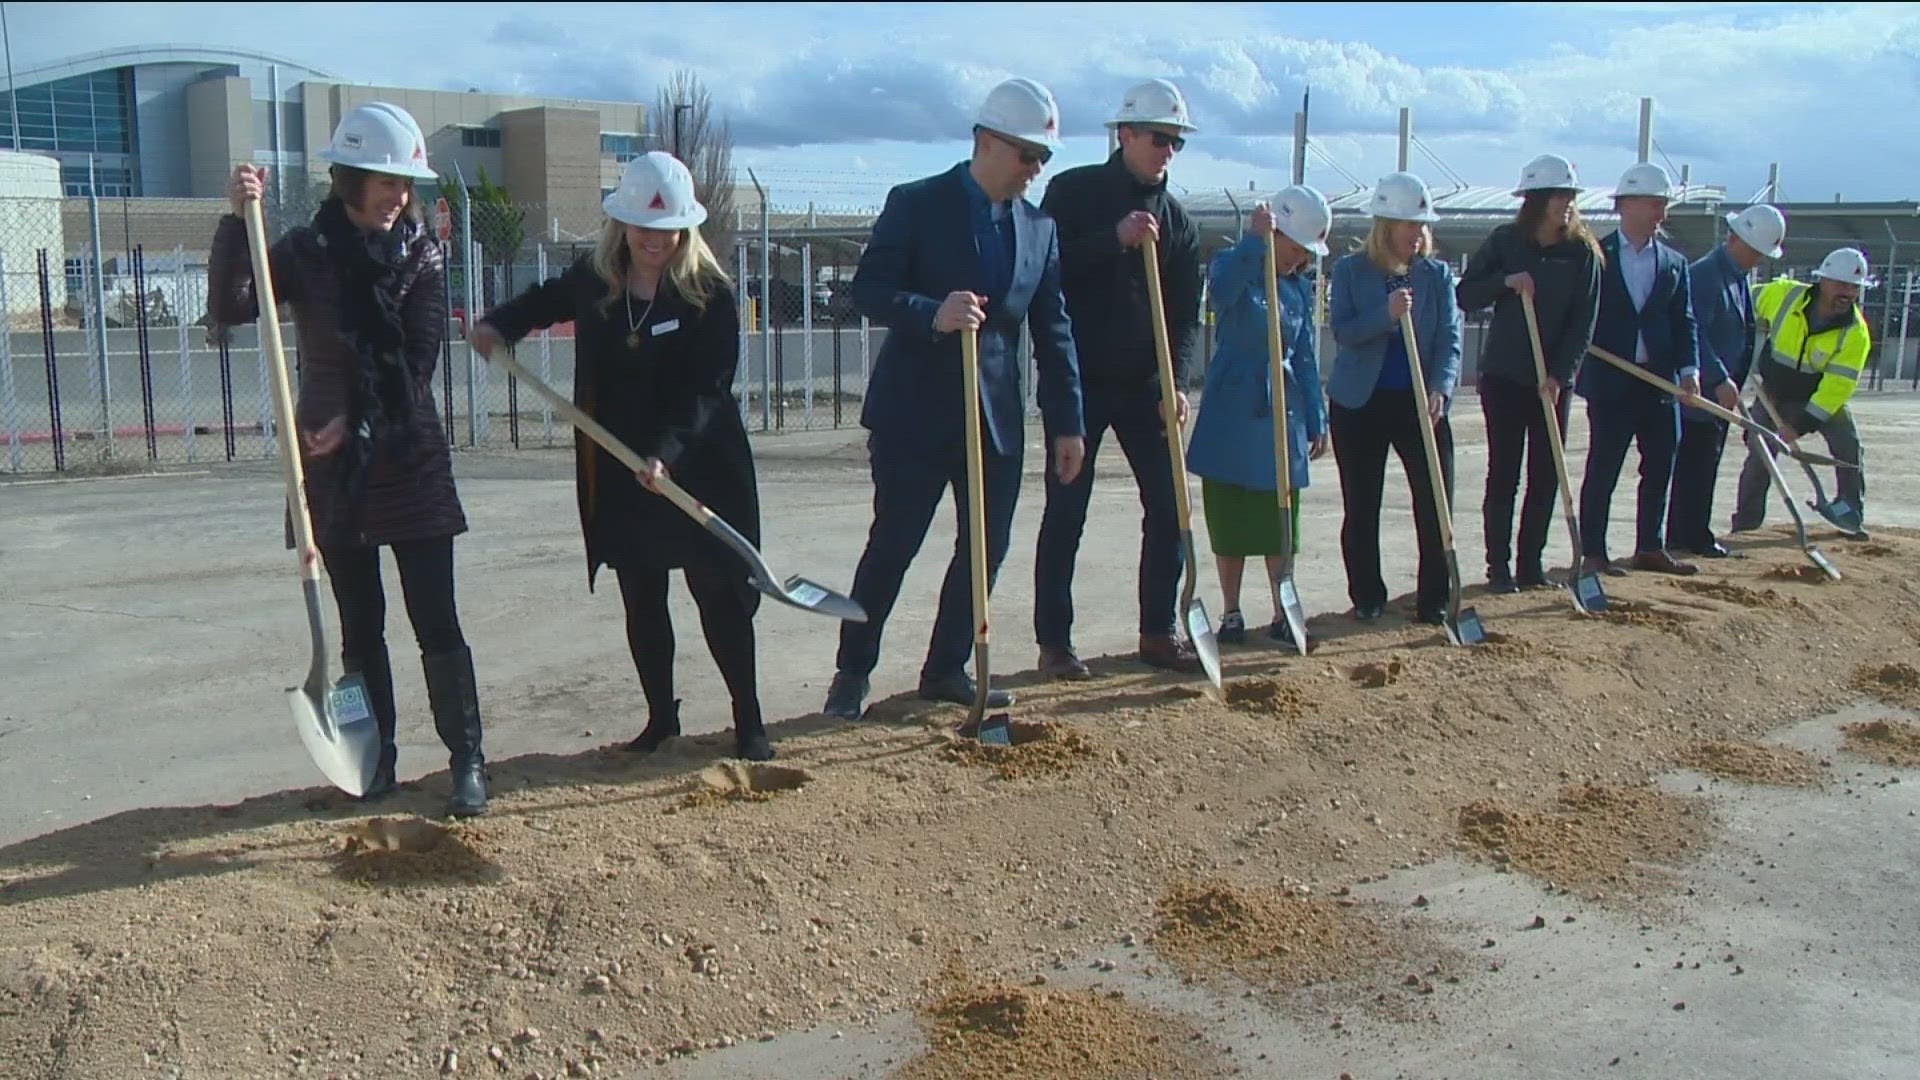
{"left": 1572, "top": 161, "right": 1702, "bottom": 578}
{"left": 470, "top": 152, "right": 774, "bottom": 762}
{"left": 1729, "top": 245, "right": 1875, "bottom": 538}
{"left": 1325, "top": 171, "right": 1464, "bottom": 625}
{"left": 1456, "top": 153, "right": 1604, "bottom": 593}
{"left": 820, "top": 77, "right": 1087, "bottom": 721}
{"left": 209, "top": 101, "right": 487, "bottom": 816}
{"left": 1032, "top": 77, "right": 1205, "bottom": 679}
{"left": 1665, "top": 204, "right": 1786, "bottom": 558}
{"left": 1185, "top": 187, "right": 1331, "bottom": 645}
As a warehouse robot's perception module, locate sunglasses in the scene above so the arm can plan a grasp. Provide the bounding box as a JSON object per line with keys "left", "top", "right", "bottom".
{"left": 985, "top": 128, "right": 1053, "bottom": 166}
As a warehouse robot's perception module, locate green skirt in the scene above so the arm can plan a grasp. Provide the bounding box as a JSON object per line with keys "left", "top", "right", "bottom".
{"left": 1202, "top": 478, "right": 1301, "bottom": 558}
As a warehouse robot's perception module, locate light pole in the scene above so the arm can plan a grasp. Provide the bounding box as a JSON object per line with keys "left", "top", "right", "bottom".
{"left": 672, "top": 103, "right": 693, "bottom": 158}
{"left": 2, "top": 2, "right": 20, "bottom": 151}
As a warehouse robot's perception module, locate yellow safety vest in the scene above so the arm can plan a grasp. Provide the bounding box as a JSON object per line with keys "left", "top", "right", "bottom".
{"left": 1754, "top": 278, "right": 1871, "bottom": 425}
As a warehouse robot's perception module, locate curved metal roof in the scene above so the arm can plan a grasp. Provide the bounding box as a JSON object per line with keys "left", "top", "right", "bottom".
{"left": 2, "top": 44, "right": 338, "bottom": 91}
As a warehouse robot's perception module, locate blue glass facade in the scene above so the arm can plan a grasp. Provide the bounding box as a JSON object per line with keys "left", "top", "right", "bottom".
{"left": 0, "top": 68, "right": 140, "bottom": 194}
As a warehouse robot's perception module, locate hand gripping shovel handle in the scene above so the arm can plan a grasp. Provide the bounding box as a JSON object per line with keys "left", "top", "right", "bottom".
{"left": 1521, "top": 295, "right": 1604, "bottom": 614}
{"left": 1142, "top": 236, "right": 1223, "bottom": 689}
{"left": 959, "top": 326, "right": 1007, "bottom": 742}
{"left": 1262, "top": 231, "right": 1309, "bottom": 654}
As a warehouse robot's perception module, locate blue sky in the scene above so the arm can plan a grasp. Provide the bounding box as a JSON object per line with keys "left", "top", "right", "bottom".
{"left": 19, "top": 2, "right": 1919, "bottom": 209}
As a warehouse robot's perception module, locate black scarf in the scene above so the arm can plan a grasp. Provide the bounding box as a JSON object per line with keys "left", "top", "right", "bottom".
{"left": 313, "top": 196, "right": 418, "bottom": 542}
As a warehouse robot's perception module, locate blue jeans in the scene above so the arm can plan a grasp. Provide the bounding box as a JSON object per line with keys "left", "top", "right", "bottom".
{"left": 1033, "top": 384, "right": 1183, "bottom": 647}
{"left": 835, "top": 428, "right": 1025, "bottom": 683}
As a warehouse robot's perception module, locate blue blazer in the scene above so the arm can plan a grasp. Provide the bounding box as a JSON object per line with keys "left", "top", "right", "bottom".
{"left": 852, "top": 163, "right": 1084, "bottom": 456}
{"left": 1325, "top": 252, "right": 1462, "bottom": 413}
{"left": 1187, "top": 235, "right": 1322, "bottom": 493}
{"left": 1688, "top": 243, "right": 1755, "bottom": 409}
{"left": 1576, "top": 230, "right": 1700, "bottom": 404}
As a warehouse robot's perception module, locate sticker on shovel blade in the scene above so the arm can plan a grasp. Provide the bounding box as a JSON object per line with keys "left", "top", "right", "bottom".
{"left": 784, "top": 580, "right": 828, "bottom": 606}
{"left": 326, "top": 678, "right": 374, "bottom": 727}
{"left": 1574, "top": 574, "right": 1608, "bottom": 611}
{"left": 977, "top": 717, "right": 1012, "bottom": 746}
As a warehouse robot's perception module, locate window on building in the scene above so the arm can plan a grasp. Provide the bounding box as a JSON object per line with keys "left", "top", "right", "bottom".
{"left": 60, "top": 162, "right": 137, "bottom": 197}
{"left": 0, "top": 68, "right": 136, "bottom": 155}
{"left": 460, "top": 126, "right": 502, "bottom": 149}
{"left": 601, "top": 133, "right": 641, "bottom": 162}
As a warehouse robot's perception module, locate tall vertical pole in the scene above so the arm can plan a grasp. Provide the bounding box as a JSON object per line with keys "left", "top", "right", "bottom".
{"left": 1, "top": 2, "right": 20, "bottom": 151}
{"left": 537, "top": 243, "right": 553, "bottom": 446}
{"left": 453, "top": 162, "right": 477, "bottom": 447}
{"left": 1291, "top": 111, "right": 1306, "bottom": 186}
{"left": 801, "top": 240, "right": 813, "bottom": 430}
{"left": 0, "top": 251, "right": 16, "bottom": 472}
{"left": 735, "top": 238, "right": 749, "bottom": 426}
{"left": 1766, "top": 163, "right": 1780, "bottom": 203}
{"left": 1637, "top": 98, "right": 1653, "bottom": 164}
{"left": 750, "top": 169, "right": 771, "bottom": 433}
{"left": 1397, "top": 108, "right": 1411, "bottom": 172}
{"left": 87, "top": 155, "right": 114, "bottom": 458}
{"left": 175, "top": 243, "right": 193, "bottom": 462}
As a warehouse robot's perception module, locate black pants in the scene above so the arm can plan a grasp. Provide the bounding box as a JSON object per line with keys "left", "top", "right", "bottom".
{"left": 1479, "top": 373, "right": 1572, "bottom": 572}
{"left": 322, "top": 536, "right": 467, "bottom": 664}
{"left": 1328, "top": 388, "right": 1455, "bottom": 613}
{"left": 617, "top": 565, "right": 762, "bottom": 729}
{"left": 1667, "top": 418, "right": 1729, "bottom": 552}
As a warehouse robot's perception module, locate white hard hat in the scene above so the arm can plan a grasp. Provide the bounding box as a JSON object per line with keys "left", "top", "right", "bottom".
{"left": 1513, "top": 153, "right": 1582, "bottom": 197}
{"left": 1813, "top": 247, "right": 1878, "bottom": 288}
{"left": 603, "top": 152, "right": 708, "bottom": 230}
{"left": 318, "top": 102, "right": 437, "bottom": 181}
{"left": 1106, "top": 78, "right": 1198, "bottom": 133}
{"left": 1613, "top": 162, "right": 1673, "bottom": 200}
{"left": 1269, "top": 185, "right": 1331, "bottom": 256}
{"left": 1724, "top": 204, "right": 1786, "bottom": 259}
{"left": 1366, "top": 171, "right": 1439, "bottom": 224}
{"left": 974, "top": 77, "right": 1062, "bottom": 151}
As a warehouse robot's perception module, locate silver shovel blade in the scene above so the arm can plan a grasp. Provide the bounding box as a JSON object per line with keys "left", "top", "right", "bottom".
{"left": 291, "top": 671, "right": 380, "bottom": 797}
{"left": 1276, "top": 577, "right": 1310, "bottom": 656}
{"left": 1572, "top": 571, "right": 1609, "bottom": 614}
{"left": 1806, "top": 545, "right": 1842, "bottom": 581}
{"left": 1446, "top": 606, "right": 1488, "bottom": 647}
{"left": 976, "top": 715, "right": 1013, "bottom": 746}
{"left": 1813, "top": 497, "right": 1865, "bottom": 536}
{"left": 770, "top": 574, "right": 869, "bottom": 623}
{"left": 1185, "top": 599, "right": 1224, "bottom": 690}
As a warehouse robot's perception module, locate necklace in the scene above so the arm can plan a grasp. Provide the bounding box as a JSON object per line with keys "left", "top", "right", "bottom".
{"left": 624, "top": 286, "right": 657, "bottom": 349}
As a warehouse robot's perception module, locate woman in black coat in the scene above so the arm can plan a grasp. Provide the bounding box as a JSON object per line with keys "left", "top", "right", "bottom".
{"left": 472, "top": 152, "right": 771, "bottom": 761}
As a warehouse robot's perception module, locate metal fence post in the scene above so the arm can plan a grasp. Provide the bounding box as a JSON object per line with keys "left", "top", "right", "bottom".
{"left": 735, "top": 237, "right": 749, "bottom": 427}
{"left": 750, "top": 169, "right": 771, "bottom": 434}
{"left": 801, "top": 240, "right": 813, "bottom": 430}
{"left": 537, "top": 243, "right": 554, "bottom": 447}
{"left": 133, "top": 245, "right": 156, "bottom": 461}
{"left": 467, "top": 238, "right": 482, "bottom": 447}
{"left": 87, "top": 158, "right": 114, "bottom": 459}
{"left": 0, "top": 252, "right": 17, "bottom": 472}
{"left": 36, "top": 249, "right": 65, "bottom": 472}
{"left": 176, "top": 243, "right": 194, "bottom": 463}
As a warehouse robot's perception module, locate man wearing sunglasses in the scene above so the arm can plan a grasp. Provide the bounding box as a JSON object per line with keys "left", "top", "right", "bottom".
{"left": 1034, "top": 77, "right": 1205, "bottom": 680}
{"left": 821, "top": 77, "right": 1087, "bottom": 721}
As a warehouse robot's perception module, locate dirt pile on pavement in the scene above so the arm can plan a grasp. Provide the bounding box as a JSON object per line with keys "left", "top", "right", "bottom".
{"left": 1849, "top": 662, "right": 1920, "bottom": 711}
{"left": 675, "top": 762, "right": 816, "bottom": 811}
{"left": 332, "top": 817, "right": 503, "bottom": 887}
{"left": 1153, "top": 880, "right": 1397, "bottom": 988}
{"left": 1592, "top": 599, "right": 1690, "bottom": 634}
{"left": 1676, "top": 740, "right": 1823, "bottom": 786}
{"left": 1223, "top": 676, "right": 1310, "bottom": 719}
{"left": 1764, "top": 564, "right": 1833, "bottom": 584}
{"left": 1841, "top": 718, "right": 1920, "bottom": 768}
{"left": 1671, "top": 579, "right": 1798, "bottom": 611}
{"left": 1347, "top": 658, "right": 1406, "bottom": 688}
{"left": 5, "top": 529, "right": 1919, "bottom": 1077}
{"left": 1457, "top": 784, "right": 1712, "bottom": 898}
{"left": 894, "top": 980, "right": 1218, "bottom": 1079}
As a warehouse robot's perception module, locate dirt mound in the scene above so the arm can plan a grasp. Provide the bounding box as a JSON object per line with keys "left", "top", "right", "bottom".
{"left": 1849, "top": 662, "right": 1920, "bottom": 710}
{"left": 676, "top": 762, "right": 816, "bottom": 811}
{"left": 1852, "top": 543, "right": 1898, "bottom": 558}
{"left": 1349, "top": 658, "right": 1406, "bottom": 688}
{"left": 333, "top": 817, "right": 502, "bottom": 886}
{"left": 1476, "top": 631, "right": 1549, "bottom": 660}
{"left": 1677, "top": 740, "right": 1823, "bottom": 786}
{"left": 1841, "top": 718, "right": 1920, "bottom": 768}
{"left": 946, "top": 720, "right": 1095, "bottom": 780}
{"left": 895, "top": 981, "right": 1217, "bottom": 1079}
{"left": 1592, "top": 600, "right": 1689, "bottom": 634}
{"left": 1153, "top": 880, "right": 1396, "bottom": 988}
{"left": 1224, "top": 676, "right": 1309, "bottom": 719}
{"left": 1457, "top": 784, "right": 1711, "bottom": 899}
{"left": 1671, "top": 579, "right": 1795, "bottom": 611}
{"left": 1764, "top": 564, "right": 1832, "bottom": 584}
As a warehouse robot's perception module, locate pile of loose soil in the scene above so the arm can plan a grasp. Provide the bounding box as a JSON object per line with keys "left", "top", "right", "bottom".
{"left": 1223, "top": 676, "right": 1310, "bottom": 719}
{"left": 1764, "top": 564, "right": 1832, "bottom": 584}
{"left": 1671, "top": 579, "right": 1796, "bottom": 611}
{"left": 332, "top": 818, "right": 502, "bottom": 887}
{"left": 1841, "top": 718, "right": 1920, "bottom": 768}
{"left": 674, "top": 762, "right": 816, "bottom": 811}
{"left": 1348, "top": 658, "right": 1406, "bottom": 688}
{"left": 945, "top": 720, "right": 1095, "bottom": 780}
{"left": 894, "top": 981, "right": 1217, "bottom": 1080}
{"left": 1848, "top": 662, "right": 1920, "bottom": 711}
{"left": 1475, "top": 631, "right": 1551, "bottom": 661}
{"left": 1592, "top": 600, "right": 1689, "bottom": 634}
{"left": 1153, "top": 880, "right": 1396, "bottom": 988}
{"left": 1852, "top": 543, "right": 1898, "bottom": 558}
{"left": 1457, "top": 784, "right": 1711, "bottom": 898}
{"left": 1676, "top": 740, "right": 1823, "bottom": 786}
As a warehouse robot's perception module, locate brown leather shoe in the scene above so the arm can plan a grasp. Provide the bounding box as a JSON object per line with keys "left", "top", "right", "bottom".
{"left": 1139, "top": 632, "right": 1203, "bottom": 674}
{"left": 1631, "top": 550, "right": 1699, "bottom": 576}
{"left": 1038, "top": 645, "right": 1093, "bottom": 681}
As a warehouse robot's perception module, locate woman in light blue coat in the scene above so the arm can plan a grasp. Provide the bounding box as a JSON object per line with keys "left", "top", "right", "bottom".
{"left": 1187, "top": 187, "right": 1330, "bottom": 645}
{"left": 1325, "top": 171, "right": 1463, "bottom": 625}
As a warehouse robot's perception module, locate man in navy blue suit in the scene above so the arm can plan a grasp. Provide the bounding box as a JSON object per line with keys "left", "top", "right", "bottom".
{"left": 822, "top": 78, "right": 1088, "bottom": 720}
{"left": 1667, "top": 204, "right": 1785, "bottom": 558}
{"left": 1575, "top": 162, "right": 1702, "bottom": 578}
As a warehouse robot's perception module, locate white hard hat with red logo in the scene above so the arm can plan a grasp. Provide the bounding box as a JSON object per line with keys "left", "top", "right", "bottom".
{"left": 1725, "top": 204, "right": 1786, "bottom": 259}
{"left": 974, "top": 77, "right": 1063, "bottom": 151}
{"left": 1107, "top": 78, "right": 1198, "bottom": 133}
{"left": 319, "top": 102, "right": 437, "bottom": 181}
{"left": 1270, "top": 185, "right": 1331, "bottom": 256}
{"left": 1367, "top": 171, "right": 1439, "bottom": 224}
{"left": 1814, "top": 247, "right": 1878, "bottom": 288}
{"left": 603, "top": 152, "right": 708, "bottom": 230}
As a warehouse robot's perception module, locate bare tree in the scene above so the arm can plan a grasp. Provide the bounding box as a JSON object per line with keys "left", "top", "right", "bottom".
{"left": 654, "top": 69, "right": 738, "bottom": 256}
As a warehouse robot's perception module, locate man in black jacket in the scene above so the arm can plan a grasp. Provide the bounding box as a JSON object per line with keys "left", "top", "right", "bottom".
{"left": 1033, "top": 77, "right": 1203, "bottom": 679}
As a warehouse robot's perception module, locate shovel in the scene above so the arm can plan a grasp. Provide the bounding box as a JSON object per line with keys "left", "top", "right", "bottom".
{"left": 1735, "top": 400, "right": 1841, "bottom": 580}
{"left": 1398, "top": 311, "right": 1485, "bottom": 647}
{"left": 1750, "top": 379, "right": 1866, "bottom": 538}
{"left": 1261, "top": 232, "right": 1309, "bottom": 654}
{"left": 1520, "top": 295, "right": 1606, "bottom": 614}
{"left": 1585, "top": 346, "right": 1856, "bottom": 471}
{"left": 242, "top": 198, "right": 379, "bottom": 797}
{"left": 1142, "top": 237, "right": 1224, "bottom": 690}
{"left": 477, "top": 344, "right": 867, "bottom": 624}
{"left": 959, "top": 326, "right": 1010, "bottom": 745}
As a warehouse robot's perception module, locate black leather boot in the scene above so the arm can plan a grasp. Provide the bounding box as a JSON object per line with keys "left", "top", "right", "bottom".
{"left": 423, "top": 646, "right": 487, "bottom": 818}
{"left": 625, "top": 698, "right": 681, "bottom": 753}
{"left": 733, "top": 699, "right": 774, "bottom": 762}
{"left": 343, "top": 648, "right": 398, "bottom": 801}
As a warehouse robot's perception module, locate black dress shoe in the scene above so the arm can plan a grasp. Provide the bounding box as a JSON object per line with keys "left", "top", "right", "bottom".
{"left": 1693, "top": 542, "right": 1733, "bottom": 559}
{"left": 1516, "top": 561, "right": 1549, "bottom": 590}
{"left": 822, "top": 673, "right": 869, "bottom": 720}
{"left": 918, "top": 673, "right": 1012, "bottom": 709}
{"left": 1486, "top": 566, "right": 1519, "bottom": 594}
{"left": 1415, "top": 609, "right": 1447, "bottom": 626}
{"left": 1354, "top": 601, "right": 1385, "bottom": 622}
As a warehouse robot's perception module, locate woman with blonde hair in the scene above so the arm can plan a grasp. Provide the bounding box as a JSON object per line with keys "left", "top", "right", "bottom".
{"left": 1325, "top": 171, "right": 1463, "bottom": 625}
{"left": 1457, "top": 153, "right": 1604, "bottom": 593}
{"left": 470, "top": 151, "right": 771, "bottom": 761}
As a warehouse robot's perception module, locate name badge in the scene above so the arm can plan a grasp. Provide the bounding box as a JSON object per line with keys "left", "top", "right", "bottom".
{"left": 651, "top": 319, "right": 680, "bottom": 336}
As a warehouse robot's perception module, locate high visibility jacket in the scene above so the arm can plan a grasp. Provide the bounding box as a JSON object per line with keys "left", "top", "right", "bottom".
{"left": 1753, "top": 277, "right": 1871, "bottom": 431}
